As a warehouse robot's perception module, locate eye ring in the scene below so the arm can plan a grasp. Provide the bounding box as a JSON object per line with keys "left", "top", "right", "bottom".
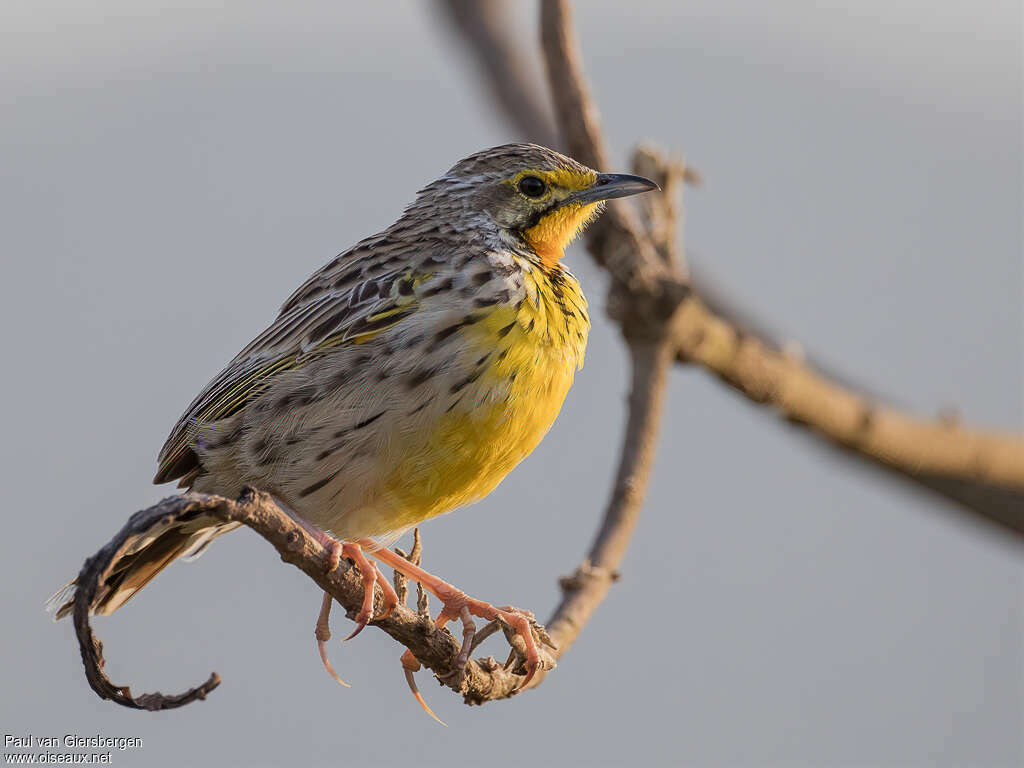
{"left": 517, "top": 175, "right": 547, "bottom": 198}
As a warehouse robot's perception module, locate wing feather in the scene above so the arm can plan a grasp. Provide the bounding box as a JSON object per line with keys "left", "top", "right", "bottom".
{"left": 154, "top": 252, "right": 421, "bottom": 485}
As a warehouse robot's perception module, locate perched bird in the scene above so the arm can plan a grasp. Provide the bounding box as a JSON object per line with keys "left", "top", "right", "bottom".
{"left": 51, "top": 143, "right": 657, "bottom": 712}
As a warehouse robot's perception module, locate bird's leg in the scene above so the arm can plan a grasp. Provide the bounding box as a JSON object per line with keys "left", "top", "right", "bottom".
{"left": 283, "top": 508, "right": 397, "bottom": 684}
{"left": 365, "top": 542, "right": 544, "bottom": 686}
{"left": 337, "top": 541, "right": 399, "bottom": 641}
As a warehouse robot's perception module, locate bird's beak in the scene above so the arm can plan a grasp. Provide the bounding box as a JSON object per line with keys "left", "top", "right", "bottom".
{"left": 567, "top": 173, "right": 660, "bottom": 206}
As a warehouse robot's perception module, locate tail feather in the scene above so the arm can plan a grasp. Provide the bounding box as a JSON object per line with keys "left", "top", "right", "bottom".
{"left": 48, "top": 516, "right": 239, "bottom": 620}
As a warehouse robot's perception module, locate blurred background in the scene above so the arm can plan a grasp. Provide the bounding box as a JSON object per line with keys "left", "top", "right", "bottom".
{"left": 1, "top": 1, "right": 1020, "bottom": 766}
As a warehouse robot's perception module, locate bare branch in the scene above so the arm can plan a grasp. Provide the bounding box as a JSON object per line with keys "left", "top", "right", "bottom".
{"left": 446, "top": 0, "right": 1024, "bottom": 530}
{"left": 668, "top": 302, "right": 1024, "bottom": 532}
{"left": 540, "top": 334, "right": 679, "bottom": 672}
{"left": 540, "top": 0, "right": 1024, "bottom": 532}
{"left": 73, "top": 491, "right": 540, "bottom": 709}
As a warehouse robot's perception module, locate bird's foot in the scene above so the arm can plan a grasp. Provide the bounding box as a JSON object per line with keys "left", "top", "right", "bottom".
{"left": 330, "top": 541, "right": 398, "bottom": 640}
{"left": 314, "top": 538, "right": 398, "bottom": 685}
{"left": 434, "top": 590, "right": 548, "bottom": 686}
{"left": 366, "top": 543, "right": 555, "bottom": 715}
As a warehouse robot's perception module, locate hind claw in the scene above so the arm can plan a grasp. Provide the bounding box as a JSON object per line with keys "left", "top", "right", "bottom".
{"left": 313, "top": 539, "right": 398, "bottom": 681}
{"left": 315, "top": 592, "right": 350, "bottom": 687}
{"left": 400, "top": 650, "right": 446, "bottom": 726}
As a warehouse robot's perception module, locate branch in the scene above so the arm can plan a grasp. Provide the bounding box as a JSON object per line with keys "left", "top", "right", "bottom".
{"left": 441, "top": 0, "right": 1024, "bottom": 532}
{"left": 541, "top": 334, "right": 679, "bottom": 668}
{"left": 539, "top": 0, "right": 1024, "bottom": 534}
{"left": 73, "top": 490, "right": 542, "bottom": 709}
{"left": 669, "top": 302, "right": 1024, "bottom": 533}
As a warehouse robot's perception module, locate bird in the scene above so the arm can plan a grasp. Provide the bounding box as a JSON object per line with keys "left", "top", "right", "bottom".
{"left": 50, "top": 143, "right": 657, "bottom": 716}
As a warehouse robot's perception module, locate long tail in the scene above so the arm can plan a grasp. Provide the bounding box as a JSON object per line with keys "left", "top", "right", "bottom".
{"left": 47, "top": 515, "right": 239, "bottom": 620}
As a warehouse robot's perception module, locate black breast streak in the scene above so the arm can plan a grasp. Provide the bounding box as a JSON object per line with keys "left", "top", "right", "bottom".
{"left": 408, "top": 400, "right": 431, "bottom": 416}
{"left": 450, "top": 366, "right": 484, "bottom": 394}
{"left": 407, "top": 365, "right": 441, "bottom": 389}
{"left": 351, "top": 411, "right": 385, "bottom": 431}
{"left": 429, "top": 315, "right": 477, "bottom": 351}
{"left": 299, "top": 470, "right": 341, "bottom": 498}
{"left": 473, "top": 289, "right": 512, "bottom": 307}
{"left": 315, "top": 442, "right": 343, "bottom": 462}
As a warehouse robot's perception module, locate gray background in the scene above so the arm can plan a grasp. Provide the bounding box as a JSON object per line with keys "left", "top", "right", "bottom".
{"left": 1, "top": 1, "right": 1021, "bottom": 766}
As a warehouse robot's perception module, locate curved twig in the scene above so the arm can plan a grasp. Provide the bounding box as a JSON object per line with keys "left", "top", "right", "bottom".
{"left": 73, "top": 490, "right": 541, "bottom": 708}
{"left": 449, "top": 0, "right": 1024, "bottom": 533}
{"left": 71, "top": 497, "right": 225, "bottom": 710}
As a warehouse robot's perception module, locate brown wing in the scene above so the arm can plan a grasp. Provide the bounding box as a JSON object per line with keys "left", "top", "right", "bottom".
{"left": 154, "top": 245, "right": 421, "bottom": 485}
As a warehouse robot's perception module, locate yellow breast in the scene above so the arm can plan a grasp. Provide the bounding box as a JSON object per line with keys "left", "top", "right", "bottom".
{"left": 378, "top": 266, "right": 589, "bottom": 532}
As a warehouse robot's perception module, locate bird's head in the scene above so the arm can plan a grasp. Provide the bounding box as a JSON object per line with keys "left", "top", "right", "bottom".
{"left": 413, "top": 143, "right": 658, "bottom": 269}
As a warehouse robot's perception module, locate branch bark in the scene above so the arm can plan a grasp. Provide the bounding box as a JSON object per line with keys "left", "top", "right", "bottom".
{"left": 528, "top": 0, "right": 1024, "bottom": 536}
{"left": 73, "top": 490, "right": 540, "bottom": 709}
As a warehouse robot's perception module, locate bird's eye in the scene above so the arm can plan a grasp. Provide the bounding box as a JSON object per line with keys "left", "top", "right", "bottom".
{"left": 518, "top": 176, "right": 547, "bottom": 198}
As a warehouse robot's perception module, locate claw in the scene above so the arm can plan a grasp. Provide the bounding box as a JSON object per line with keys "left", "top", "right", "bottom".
{"left": 401, "top": 650, "right": 446, "bottom": 726}
{"left": 339, "top": 542, "right": 379, "bottom": 641}
{"left": 317, "top": 638, "right": 351, "bottom": 687}
{"left": 342, "top": 622, "right": 366, "bottom": 638}
{"left": 367, "top": 544, "right": 548, "bottom": 690}
{"left": 314, "top": 592, "right": 350, "bottom": 687}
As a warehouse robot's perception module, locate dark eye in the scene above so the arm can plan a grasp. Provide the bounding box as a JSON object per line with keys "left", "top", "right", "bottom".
{"left": 518, "top": 175, "right": 547, "bottom": 198}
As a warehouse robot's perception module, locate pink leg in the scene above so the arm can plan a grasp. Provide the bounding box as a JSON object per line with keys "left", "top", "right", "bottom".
{"left": 310, "top": 535, "right": 399, "bottom": 685}
{"left": 366, "top": 542, "right": 544, "bottom": 687}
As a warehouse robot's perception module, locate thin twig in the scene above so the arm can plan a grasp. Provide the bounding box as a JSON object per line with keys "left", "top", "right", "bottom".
{"left": 72, "top": 491, "right": 527, "bottom": 708}
{"left": 451, "top": 0, "right": 1024, "bottom": 533}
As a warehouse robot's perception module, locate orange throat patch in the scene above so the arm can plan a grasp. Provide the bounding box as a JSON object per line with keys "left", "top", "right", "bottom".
{"left": 523, "top": 201, "right": 602, "bottom": 269}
